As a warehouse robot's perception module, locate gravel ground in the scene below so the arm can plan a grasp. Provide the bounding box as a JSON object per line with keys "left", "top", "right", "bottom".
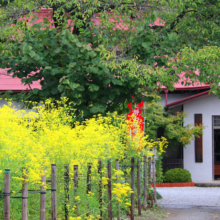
{"left": 156, "top": 187, "right": 220, "bottom": 220}
{"left": 157, "top": 187, "right": 220, "bottom": 206}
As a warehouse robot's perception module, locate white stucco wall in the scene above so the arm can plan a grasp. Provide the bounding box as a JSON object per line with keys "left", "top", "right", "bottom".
{"left": 160, "top": 93, "right": 195, "bottom": 107}
{"left": 0, "top": 99, "right": 23, "bottom": 109}
{"left": 0, "top": 99, "right": 38, "bottom": 114}
{"left": 183, "top": 94, "right": 220, "bottom": 182}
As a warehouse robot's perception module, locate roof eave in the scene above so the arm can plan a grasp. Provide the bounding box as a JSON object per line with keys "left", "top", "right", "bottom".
{"left": 166, "top": 90, "right": 211, "bottom": 109}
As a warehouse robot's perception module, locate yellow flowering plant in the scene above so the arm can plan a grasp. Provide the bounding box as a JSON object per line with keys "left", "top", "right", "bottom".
{"left": 0, "top": 98, "right": 167, "bottom": 219}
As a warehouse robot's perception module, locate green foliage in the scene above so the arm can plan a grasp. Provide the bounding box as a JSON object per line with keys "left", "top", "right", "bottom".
{"left": 0, "top": 0, "right": 14, "bottom": 7}
{"left": 144, "top": 94, "right": 204, "bottom": 147}
{"left": 164, "top": 168, "right": 192, "bottom": 183}
{"left": 155, "top": 156, "right": 164, "bottom": 183}
{"left": 0, "top": 24, "right": 162, "bottom": 119}
{"left": 149, "top": 190, "right": 163, "bottom": 200}
{"left": 0, "top": 0, "right": 219, "bottom": 117}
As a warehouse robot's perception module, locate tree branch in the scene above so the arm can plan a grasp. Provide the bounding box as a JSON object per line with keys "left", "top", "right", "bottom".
{"left": 169, "top": 9, "right": 198, "bottom": 30}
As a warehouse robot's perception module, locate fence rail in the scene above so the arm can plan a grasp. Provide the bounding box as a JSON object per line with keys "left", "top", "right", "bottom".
{"left": 1, "top": 157, "right": 157, "bottom": 220}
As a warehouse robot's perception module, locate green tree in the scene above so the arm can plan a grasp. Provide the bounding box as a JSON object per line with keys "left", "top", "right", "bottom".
{"left": 0, "top": 0, "right": 219, "bottom": 118}
{"left": 144, "top": 94, "right": 204, "bottom": 147}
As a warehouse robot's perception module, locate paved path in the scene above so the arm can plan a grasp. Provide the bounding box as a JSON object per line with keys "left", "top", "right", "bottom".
{"left": 162, "top": 205, "right": 220, "bottom": 220}
{"left": 157, "top": 187, "right": 220, "bottom": 206}
{"left": 157, "top": 187, "right": 220, "bottom": 220}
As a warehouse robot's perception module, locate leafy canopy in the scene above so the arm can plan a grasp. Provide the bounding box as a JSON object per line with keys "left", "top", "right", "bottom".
{"left": 0, "top": 0, "right": 219, "bottom": 118}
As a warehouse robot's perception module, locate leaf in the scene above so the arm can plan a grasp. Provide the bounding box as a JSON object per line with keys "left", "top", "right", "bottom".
{"left": 142, "top": 42, "right": 151, "bottom": 48}
{"left": 32, "top": 89, "right": 39, "bottom": 94}
{"left": 45, "top": 66, "right": 52, "bottom": 70}
{"left": 88, "top": 51, "right": 96, "bottom": 57}
{"left": 76, "top": 99, "right": 82, "bottom": 105}
{"left": 51, "top": 87, "right": 58, "bottom": 95}
{"left": 34, "top": 54, "right": 40, "bottom": 61}
{"left": 43, "top": 17, "right": 50, "bottom": 24}
{"left": 129, "top": 81, "right": 136, "bottom": 87}
{"left": 48, "top": 39, "right": 57, "bottom": 46}
{"left": 31, "top": 23, "right": 42, "bottom": 30}
{"left": 69, "top": 62, "right": 76, "bottom": 68}
{"left": 21, "top": 78, "right": 27, "bottom": 83}
{"left": 29, "top": 51, "right": 36, "bottom": 57}
{"left": 76, "top": 42, "right": 83, "bottom": 47}
{"left": 90, "top": 93, "right": 97, "bottom": 100}
{"left": 51, "top": 68, "right": 61, "bottom": 75}
{"left": 87, "top": 66, "right": 99, "bottom": 73}
{"left": 112, "top": 79, "right": 123, "bottom": 86}
{"left": 62, "top": 79, "right": 70, "bottom": 85}
{"left": 109, "top": 93, "right": 115, "bottom": 100}
{"left": 77, "top": 86, "right": 85, "bottom": 91}
{"left": 103, "top": 79, "right": 111, "bottom": 85}
{"left": 89, "top": 84, "right": 99, "bottom": 92}
{"left": 22, "top": 56, "right": 28, "bottom": 62}
{"left": 54, "top": 48, "right": 61, "bottom": 54}
{"left": 90, "top": 105, "right": 105, "bottom": 114}
{"left": 70, "top": 82, "right": 79, "bottom": 90}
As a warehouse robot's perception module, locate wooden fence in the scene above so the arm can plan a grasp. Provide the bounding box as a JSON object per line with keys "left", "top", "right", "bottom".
{"left": 1, "top": 156, "right": 157, "bottom": 220}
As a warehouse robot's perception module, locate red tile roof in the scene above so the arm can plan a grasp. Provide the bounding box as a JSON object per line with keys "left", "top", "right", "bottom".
{"left": 0, "top": 70, "right": 41, "bottom": 92}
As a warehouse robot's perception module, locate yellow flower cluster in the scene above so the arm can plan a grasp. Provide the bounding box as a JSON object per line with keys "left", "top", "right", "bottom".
{"left": 0, "top": 99, "right": 168, "bottom": 219}
{"left": 112, "top": 182, "right": 133, "bottom": 202}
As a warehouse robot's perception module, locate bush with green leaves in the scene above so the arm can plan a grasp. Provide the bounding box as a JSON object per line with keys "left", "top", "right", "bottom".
{"left": 164, "top": 168, "right": 192, "bottom": 183}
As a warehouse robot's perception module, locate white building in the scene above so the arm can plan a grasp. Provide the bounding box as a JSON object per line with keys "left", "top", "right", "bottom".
{"left": 160, "top": 77, "right": 220, "bottom": 183}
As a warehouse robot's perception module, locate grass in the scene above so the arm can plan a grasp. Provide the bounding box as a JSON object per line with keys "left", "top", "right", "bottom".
{"left": 123, "top": 206, "right": 168, "bottom": 220}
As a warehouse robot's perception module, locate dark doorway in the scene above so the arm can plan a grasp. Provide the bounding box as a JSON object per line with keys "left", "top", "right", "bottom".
{"left": 214, "top": 129, "right": 220, "bottom": 180}
{"left": 162, "top": 144, "right": 183, "bottom": 172}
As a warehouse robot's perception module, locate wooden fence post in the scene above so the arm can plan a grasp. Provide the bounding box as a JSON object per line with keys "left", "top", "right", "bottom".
{"left": 74, "top": 165, "right": 78, "bottom": 190}
{"left": 87, "top": 163, "right": 92, "bottom": 216}
{"left": 148, "top": 157, "right": 151, "bottom": 185}
{"left": 131, "top": 157, "right": 134, "bottom": 220}
{"left": 51, "top": 164, "right": 57, "bottom": 220}
{"left": 22, "top": 168, "right": 28, "bottom": 220}
{"left": 98, "top": 160, "right": 102, "bottom": 220}
{"left": 4, "top": 169, "right": 10, "bottom": 220}
{"left": 148, "top": 157, "right": 153, "bottom": 206}
{"left": 64, "top": 165, "right": 69, "bottom": 220}
{"left": 87, "top": 163, "right": 92, "bottom": 194}
{"left": 73, "top": 165, "right": 79, "bottom": 214}
{"left": 116, "top": 159, "right": 121, "bottom": 220}
{"left": 137, "top": 158, "right": 141, "bottom": 216}
{"left": 152, "top": 155, "right": 157, "bottom": 204}
{"left": 107, "top": 159, "right": 112, "bottom": 220}
{"left": 143, "top": 155, "right": 147, "bottom": 210}
{"left": 40, "top": 169, "right": 46, "bottom": 220}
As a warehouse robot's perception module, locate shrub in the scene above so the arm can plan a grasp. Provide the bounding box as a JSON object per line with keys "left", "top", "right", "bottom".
{"left": 164, "top": 168, "right": 192, "bottom": 183}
